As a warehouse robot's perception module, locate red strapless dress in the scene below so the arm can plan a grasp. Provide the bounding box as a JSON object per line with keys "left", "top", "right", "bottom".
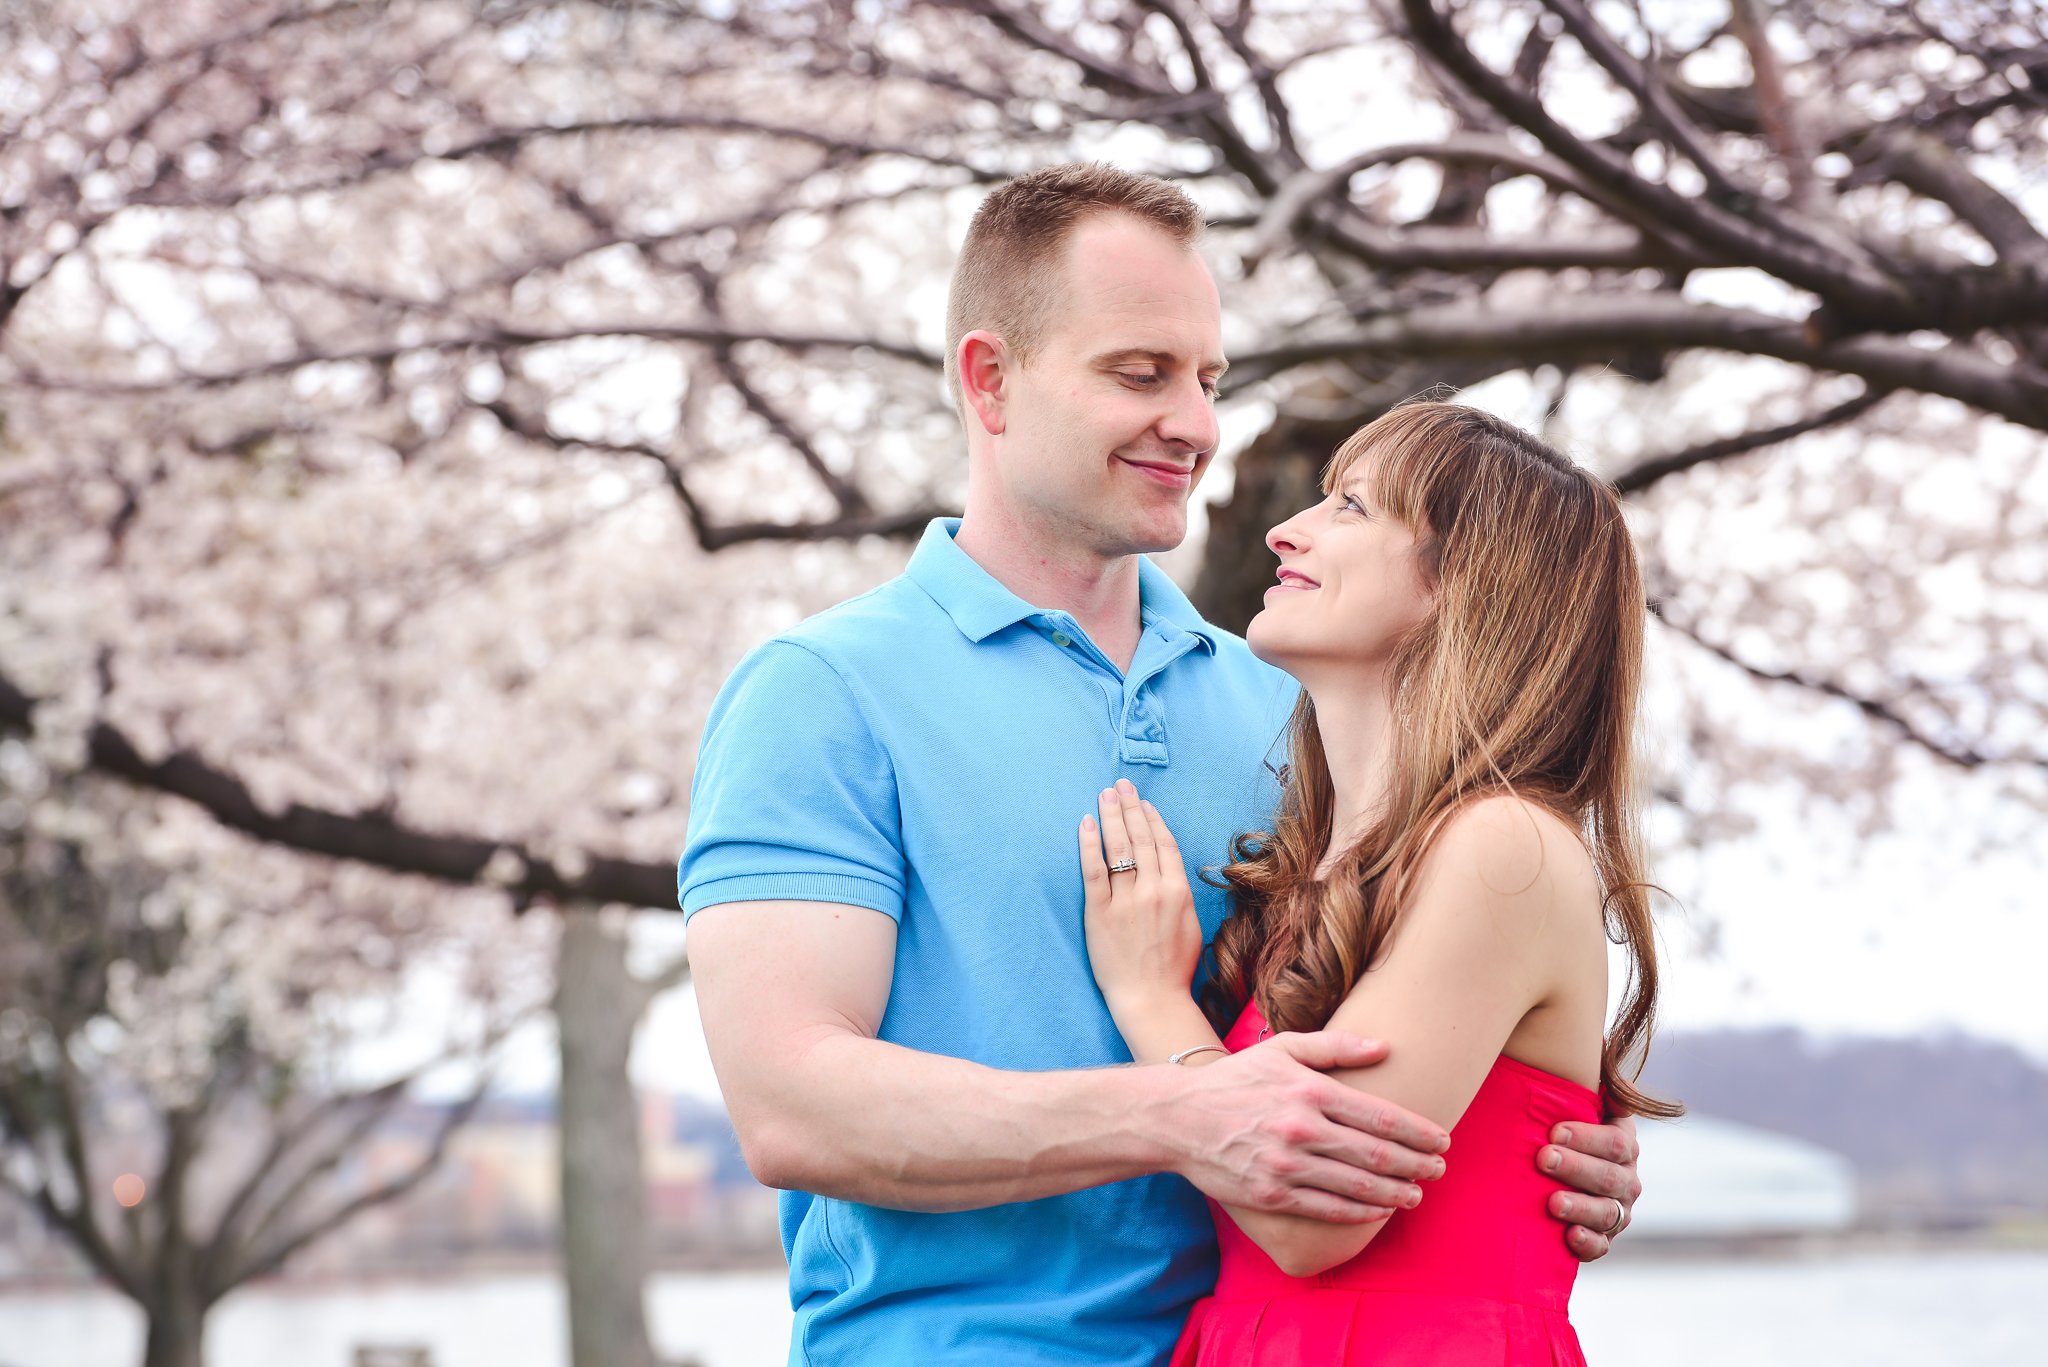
{"left": 1169, "top": 1001, "right": 1600, "bottom": 1366}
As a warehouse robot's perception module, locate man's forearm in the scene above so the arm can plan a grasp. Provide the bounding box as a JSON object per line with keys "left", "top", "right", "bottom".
{"left": 733, "top": 1026, "right": 1185, "bottom": 1210}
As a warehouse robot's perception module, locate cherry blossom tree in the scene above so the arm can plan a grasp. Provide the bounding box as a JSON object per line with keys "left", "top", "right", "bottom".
{"left": 0, "top": 749, "right": 547, "bottom": 1367}
{"left": 1, "top": 1, "right": 2044, "bottom": 1364}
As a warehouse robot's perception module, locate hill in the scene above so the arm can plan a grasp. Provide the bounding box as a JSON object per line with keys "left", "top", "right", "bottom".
{"left": 1642, "top": 1029, "right": 2048, "bottom": 1221}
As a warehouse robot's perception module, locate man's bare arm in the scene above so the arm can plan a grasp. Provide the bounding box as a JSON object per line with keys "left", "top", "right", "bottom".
{"left": 687, "top": 899, "right": 1450, "bottom": 1215}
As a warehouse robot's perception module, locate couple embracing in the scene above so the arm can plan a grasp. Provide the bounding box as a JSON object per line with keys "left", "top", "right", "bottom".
{"left": 680, "top": 164, "right": 1672, "bottom": 1366}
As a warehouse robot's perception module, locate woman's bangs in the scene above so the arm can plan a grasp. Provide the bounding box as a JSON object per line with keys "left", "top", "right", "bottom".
{"left": 1321, "top": 423, "right": 1432, "bottom": 528}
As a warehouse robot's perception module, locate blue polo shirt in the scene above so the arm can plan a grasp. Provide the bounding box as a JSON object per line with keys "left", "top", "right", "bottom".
{"left": 680, "top": 518, "right": 1297, "bottom": 1366}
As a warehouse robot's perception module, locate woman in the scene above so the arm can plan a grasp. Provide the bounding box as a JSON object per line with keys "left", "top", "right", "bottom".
{"left": 1079, "top": 400, "right": 1680, "bottom": 1365}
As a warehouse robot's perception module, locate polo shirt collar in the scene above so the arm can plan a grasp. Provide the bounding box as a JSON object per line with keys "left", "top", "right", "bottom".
{"left": 906, "top": 518, "right": 1221, "bottom": 652}
{"left": 1136, "top": 553, "right": 1222, "bottom": 653}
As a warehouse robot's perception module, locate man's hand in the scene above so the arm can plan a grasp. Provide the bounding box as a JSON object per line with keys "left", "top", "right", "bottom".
{"left": 1167, "top": 1030, "right": 1451, "bottom": 1224}
{"left": 1539, "top": 1114, "right": 1641, "bottom": 1261}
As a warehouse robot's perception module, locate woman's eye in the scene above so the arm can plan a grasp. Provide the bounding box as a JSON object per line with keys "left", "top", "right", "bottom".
{"left": 1343, "top": 495, "right": 1367, "bottom": 516}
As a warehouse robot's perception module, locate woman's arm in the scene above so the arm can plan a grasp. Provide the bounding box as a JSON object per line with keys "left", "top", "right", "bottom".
{"left": 1083, "top": 783, "right": 1636, "bottom": 1271}
{"left": 1080, "top": 784, "right": 1230, "bottom": 1065}
{"left": 1217, "top": 795, "right": 1607, "bottom": 1276}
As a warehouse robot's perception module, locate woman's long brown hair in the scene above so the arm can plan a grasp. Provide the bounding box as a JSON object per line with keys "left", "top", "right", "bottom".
{"left": 1204, "top": 400, "right": 1681, "bottom": 1119}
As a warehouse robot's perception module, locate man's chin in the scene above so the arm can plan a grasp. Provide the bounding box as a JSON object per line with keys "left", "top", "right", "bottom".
{"left": 1104, "top": 508, "right": 1190, "bottom": 557}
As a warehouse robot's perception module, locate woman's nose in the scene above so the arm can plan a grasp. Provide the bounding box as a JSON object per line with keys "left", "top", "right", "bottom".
{"left": 1266, "top": 515, "right": 1309, "bottom": 556}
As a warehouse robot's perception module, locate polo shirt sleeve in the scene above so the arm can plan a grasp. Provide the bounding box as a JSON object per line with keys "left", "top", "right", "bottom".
{"left": 679, "top": 639, "right": 906, "bottom": 921}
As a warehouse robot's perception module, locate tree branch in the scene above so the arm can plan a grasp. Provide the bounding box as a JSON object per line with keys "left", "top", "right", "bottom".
{"left": 1228, "top": 293, "right": 2048, "bottom": 431}
{"left": 0, "top": 671, "right": 676, "bottom": 910}
{"left": 218, "top": 1075, "right": 426, "bottom": 1294}
{"left": 132, "top": 112, "right": 1011, "bottom": 214}
{"left": 1241, "top": 134, "right": 1721, "bottom": 274}
{"left": 222, "top": 1067, "right": 496, "bottom": 1288}
{"left": 955, "top": 0, "right": 1173, "bottom": 101}
{"left": 471, "top": 400, "right": 950, "bottom": 553}
{"left": 197, "top": 1083, "right": 375, "bottom": 1290}
{"left": 1843, "top": 123, "right": 2048, "bottom": 273}
{"left": 1653, "top": 610, "right": 2045, "bottom": 772}
{"left": 1245, "top": 132, "right": 1712, "bottom": 270}
{"left": 1727, "top": 0, "right": 1823, "bottom": 216}
{"left": 1212, "top": 0, "right": 1304, "bottom": 170}
{"left": 1613, "top": 386, "right": 1891, "bottom": 494}
{"left": 1539, "top": 0, "right": 1747, "bottom": 205}
{"left": 1399, "top": 0, "right": 1912, "bottom": 320}
{"left": 0, "top": 1076, "right": 142, "bottom": 1299}
{"left": 7, "top": 321, "right": 943, "bottom": 395}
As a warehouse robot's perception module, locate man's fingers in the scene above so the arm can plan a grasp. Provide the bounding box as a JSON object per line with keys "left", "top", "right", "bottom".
{"left": 1550, "top": 1190, "right": 1626, "bottom": 1233}
{"left": 1309, "top": 1114, "right": 1449, "bottom": 1182}
{"left": 1273, "top": 1187, "right": 1398, "bottom": 1227}
{"left": 1553, "top": 1119, "right": 1638, "bottom": 1165}
{"left": 1563, "top": 1220, "right": 1612, "bottom": 1263}
{"left": 1289, "top": 1154, "right": 1429, "bottom": 1211}
{"left": 1267, "top": 1027, "right": 1392, "bottom": 1073}
{"left": 1538, "top": 1144, "right": 1638, "bottom": 1203}
{"left": 1268, "top": 1036, "right": 1450, "bottom": 1158}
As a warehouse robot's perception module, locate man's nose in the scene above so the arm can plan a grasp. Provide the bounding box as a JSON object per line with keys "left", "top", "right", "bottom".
{"left": 1156, "top": 374, "right": 1220, "bottom": 455}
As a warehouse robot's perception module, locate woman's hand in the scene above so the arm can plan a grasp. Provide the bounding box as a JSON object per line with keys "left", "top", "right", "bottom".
{"left": 1079, "top": 779, "right": 1204, "bottom": 1017}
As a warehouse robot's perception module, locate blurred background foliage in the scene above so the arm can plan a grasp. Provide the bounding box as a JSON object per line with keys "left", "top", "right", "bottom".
{"left": 1, "top": 3, "right": 2044, "bottom": 1366}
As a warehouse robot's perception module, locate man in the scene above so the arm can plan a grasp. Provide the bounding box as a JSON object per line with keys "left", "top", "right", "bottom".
{"left": 681, "top": 164, "right": 1641, "bottom": 1366}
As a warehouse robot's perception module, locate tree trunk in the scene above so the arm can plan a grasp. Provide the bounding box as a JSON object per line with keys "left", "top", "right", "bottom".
{"left": 1195, "top": 407, "right": 1335, "bottom": 633}
{"left": 555, "top": 911, "right": 659, "bottom": 1367}
{"left": 138, "top": 1283, "right": 208, "bottom": 1367}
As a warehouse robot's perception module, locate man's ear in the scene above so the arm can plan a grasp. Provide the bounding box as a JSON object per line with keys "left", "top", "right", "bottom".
{"left": 957, "top": 330, "right": 1010, "bottom": 437}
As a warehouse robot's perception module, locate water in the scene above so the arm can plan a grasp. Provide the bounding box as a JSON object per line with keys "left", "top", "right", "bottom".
{"left": 4, "top": 1250, "right": 2043, "bottom": 1366}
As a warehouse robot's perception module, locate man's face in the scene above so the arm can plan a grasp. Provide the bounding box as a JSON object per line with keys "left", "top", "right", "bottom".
{"left": 991, "top": 214, "right": 1226, "bottom": 560}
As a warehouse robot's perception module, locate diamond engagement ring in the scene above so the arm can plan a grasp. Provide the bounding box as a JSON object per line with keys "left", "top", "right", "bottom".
{"left": 1107, "top": 859, "right": 1139, "bottom": 874}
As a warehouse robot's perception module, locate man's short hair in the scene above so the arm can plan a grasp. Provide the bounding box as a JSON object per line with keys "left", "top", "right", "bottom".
{"left": 945, "top": 163, "right": 1204, "bottom": 403}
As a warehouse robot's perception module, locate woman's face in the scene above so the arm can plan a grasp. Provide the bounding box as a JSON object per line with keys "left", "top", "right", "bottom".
{"left": 1245, "top": 459, "right": 1436, "bottom": 674}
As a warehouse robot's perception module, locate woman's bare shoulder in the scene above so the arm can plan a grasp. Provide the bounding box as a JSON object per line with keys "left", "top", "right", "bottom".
{"left": 1415, "top": 793, "right": 1600, "bottom": 923}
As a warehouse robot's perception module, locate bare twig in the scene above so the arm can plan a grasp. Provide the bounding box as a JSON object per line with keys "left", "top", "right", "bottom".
{"left": 0, "top": 671, "right": 676, "bottom": 910}
{"left": 1229, "top": 293, "right": 2048, "bottom": 430}
{"left": 1653, "top": 610, "right": 2044, "bottom": 772}
{"left": 1613, "top": 386, "right": 1891, "bottom": 493}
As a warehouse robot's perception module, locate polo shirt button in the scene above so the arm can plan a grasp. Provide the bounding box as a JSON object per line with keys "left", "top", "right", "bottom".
{"left": 1051, "top": 631, "right": 1072, "bottom": 647}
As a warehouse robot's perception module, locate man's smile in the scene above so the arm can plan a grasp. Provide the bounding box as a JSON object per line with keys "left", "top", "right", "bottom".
{"left": 1116, "top": 455, "right": 1195, "bottom": 488}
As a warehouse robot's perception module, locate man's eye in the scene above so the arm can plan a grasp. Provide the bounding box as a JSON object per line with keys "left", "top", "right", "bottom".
{"left": 1120, "top": 371, "right": 1161, "bottom": 387}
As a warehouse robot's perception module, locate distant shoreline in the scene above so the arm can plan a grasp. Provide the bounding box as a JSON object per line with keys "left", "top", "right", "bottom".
{"left": 5, "top": 1221, "right": 2047, "bottom": 1297}
{"left": 1600, "top": 1219, "right": 2048, "bottom": 1263}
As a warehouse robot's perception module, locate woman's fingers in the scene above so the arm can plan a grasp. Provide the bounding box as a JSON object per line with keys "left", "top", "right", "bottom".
{"left": 1139, "top": 799, "right": 1188, "bottom": 889}
{"left": 1077, "top": 814, "right": 1109, "bottom": 910}
{"left": 1114, "top": 780, "right": 1160, "bottom": 876}
{"left": 1097, "top": 784, "right": 1143, "bottom": 879}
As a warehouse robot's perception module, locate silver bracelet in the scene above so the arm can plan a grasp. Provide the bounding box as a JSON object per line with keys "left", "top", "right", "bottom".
{"left": 1168, "top": 1043, "right": 1228, "bottom": 1065}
